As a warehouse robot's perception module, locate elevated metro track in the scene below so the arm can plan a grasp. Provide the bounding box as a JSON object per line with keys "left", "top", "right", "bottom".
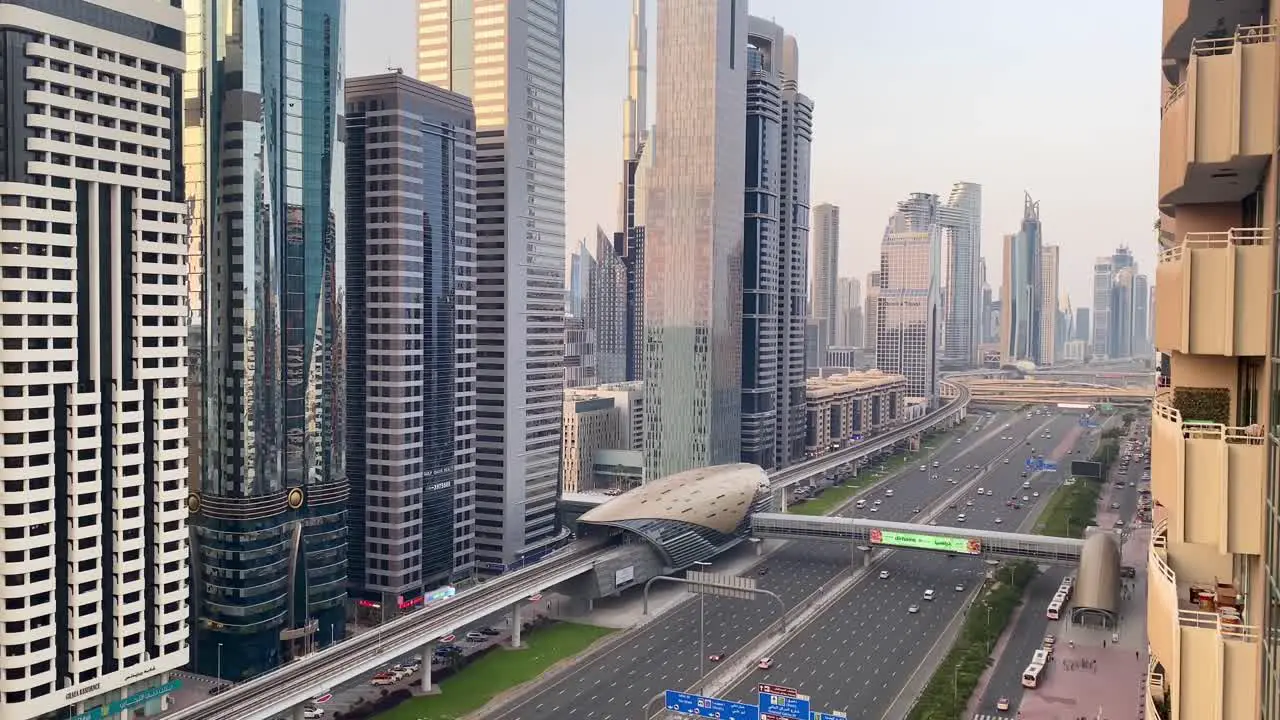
{"left": 961, "top": 379, "right": 1153, "bottom": 406}
{"left": 164, "top": 388, "right": 974, "bottom": 719}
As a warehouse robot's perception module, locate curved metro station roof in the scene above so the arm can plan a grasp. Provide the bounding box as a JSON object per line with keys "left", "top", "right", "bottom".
{"left": 577, "top": 463, "right": 772, "bottom": 568}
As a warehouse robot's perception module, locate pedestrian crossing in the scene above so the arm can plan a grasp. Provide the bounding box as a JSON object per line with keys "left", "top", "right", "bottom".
{"left": 973, "top": 714, "right": 1011, "bottom": 720}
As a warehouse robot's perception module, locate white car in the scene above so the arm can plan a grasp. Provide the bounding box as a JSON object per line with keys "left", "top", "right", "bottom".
{"left": 1033, "top": 491, "right": 1040, "bottom": 497}
{"left": 465, "top": 631, "right": 487, "bottom": 642}
{"left": 303, "top": 709, "right": 324, "bottom": 720}
{"left": 879, "top": 570, "right": 891, "bottom": 579}
{"left": 954, "top": 584, "right": 965, "bottom": 592}
{"left": 907, "top": 604, "right": 920, "bottom": 613}
{"left": 1003, "top": 458, "right": 1010, "bottom": 463}
{"left": 994, "top": 517, "right": 1003, "bottom": 524}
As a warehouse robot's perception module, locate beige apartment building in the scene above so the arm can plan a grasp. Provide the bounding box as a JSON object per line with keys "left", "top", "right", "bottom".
{"left": 803, "top": 371, "right": 908, "bottom": 459}
{"left": 562, "top": 383, "right": 644, "bottom": 494}
{"left": 1153, "top": 1, "right": 1280, "bottom": 717}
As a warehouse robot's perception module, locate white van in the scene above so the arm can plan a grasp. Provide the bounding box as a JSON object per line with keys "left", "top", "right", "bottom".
{"left": 923, "top": 589, "right": 935, "bottom": 601}
{"left": 855, "top": 499, "right": 867, "bottom": 509}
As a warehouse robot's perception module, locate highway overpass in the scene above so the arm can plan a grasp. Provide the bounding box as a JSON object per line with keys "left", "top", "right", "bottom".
{"left": 960, "top": 379, "right": 1152, "bottom": 406}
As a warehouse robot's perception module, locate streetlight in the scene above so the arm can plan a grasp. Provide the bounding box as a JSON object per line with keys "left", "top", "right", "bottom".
{"left": 692, "top": 560, "right": 712, "bottom": 690}
{"left": 216, "top": 643, "right": 223, "bottom": 686}
{"left": 952, "top": 663, "right": 961, "bottom": 706}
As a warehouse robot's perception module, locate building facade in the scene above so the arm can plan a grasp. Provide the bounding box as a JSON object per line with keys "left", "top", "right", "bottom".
{"left": 999, "top": 193, "right": 1043, "bottom": 365}
{"left": 561, "top": 382, "right": 643, "bottom": 493}
{"left": 864, "top": 270, "right": 881, "bottom": 352}
{"left": 1091, "top": 256, "right": 1113, "bottom": 358}
{"left": 418, "top": 0, "right": 568, "bottom": 568}
{"left": 1153, "top": 4, "right": 1278, "bottom": 718}
{"left": 811, "top": 203, "right": 840, "bottom": 356}
{"left": 740, "top": 18, "right": 784, "bottom": 469}
{"left": 773, "top": 37, "right": 814, "bottom": 470}
{"left": 1039, "top": 244, "right": 1060, "bottom": 365}
{"left": 642, "top": 0, "right": 747, "bottom": 480}
{"left": 0, "top": 2, "right": 189, "bottom": 717}
{"left": 185, "top": 0, "right": 348, "bottom": 680}
{"left": 875, "top": 193, "right": 941, "bottom": 402}
{"left": 1075, "top": 306, "right": 1091, "bottom": 343}
{"left": 1110, "top": 267, "right": 1135, "bottom": 359}
{"left": 616, "top": 0, "right": 648, "bottom": 382}
{"left": 835, "top": 276, "right": 863, "bottom": 348}
{"left": 343, "top": 72, "right": 478, "bottom": 603}
{"left": 939, "top": 182, "right": 982, "bottom": 367}
{"left": 1133, "top": 272, "right": 1150, "bottom": 358}
{"left": 587, "top": 227, "right": 628, "bottom": 385}
{"left": 803, "top": 371, "right": 908, "bottom": 459}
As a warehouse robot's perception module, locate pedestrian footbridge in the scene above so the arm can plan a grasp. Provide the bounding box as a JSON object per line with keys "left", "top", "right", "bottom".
{"left": 750, "top": 513, "right": 1085, "bottom": 565}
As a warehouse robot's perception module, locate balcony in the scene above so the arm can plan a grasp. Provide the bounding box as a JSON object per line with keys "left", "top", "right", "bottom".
{"left": 1147, "top": 542, "right": 1260, "bottom": 719}
{"left": 1150, "top": 391, "right": 1264, "bottom": 555}
{"left": 1154, "top": 227, "right": 1271, "bottom": 357}
{"left": 1162, "top": 1, "right": 1272, "bottom": 81}
{"left": 1159, "top": 25, "right": 1277, "bottom": 207}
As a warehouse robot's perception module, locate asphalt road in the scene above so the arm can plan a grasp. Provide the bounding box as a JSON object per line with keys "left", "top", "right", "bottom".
{"left": 720, "top": 411, "right": 1093, "bottom": 720}
{"left": 488, "top": 409, "right": 1065, "bottom": 720}
{"left": 973, "top": 415, "right": 1149, "bottom": 716}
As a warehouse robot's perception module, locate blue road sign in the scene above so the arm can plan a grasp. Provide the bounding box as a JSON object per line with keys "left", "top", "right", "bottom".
{"left": 759, "top": 687, "right": 811, "bottom": 720}
{"left": 665, "top": 690, "right": 760, "bottom": 720}
{"left": 811, "top": 712, "right": 848, "bottom": 720}
{"left": 1042, "top": 461, "right": 1058, "bottom": 472}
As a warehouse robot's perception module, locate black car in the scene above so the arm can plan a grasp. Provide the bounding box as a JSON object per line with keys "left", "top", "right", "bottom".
{"left": 479, "top": 627, "right": 500, "bottom": 636}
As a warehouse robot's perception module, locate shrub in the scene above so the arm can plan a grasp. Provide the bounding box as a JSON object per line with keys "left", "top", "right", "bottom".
{"left": 1172, "top": 386, "right": 1230, "bottom": 425}
{"left": 906, "top": 562, "right": 1038, "bottom": 719}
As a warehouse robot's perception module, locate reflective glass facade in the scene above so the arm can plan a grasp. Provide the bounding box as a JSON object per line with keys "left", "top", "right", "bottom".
{"left": 741, "top": 23, "right": 782, "bottom": 469}
{"left": 1000, "top": 193, "right": 1042, "bottom": 364}
{"left": 185, "top": 0, "right": 348, "bottom": 680}
{"left": 644, "top": 0, "right": 747, "bottom": 479}
{"left": 343, "top": 73, "right": 477, "bottom": 603}
{"left": 875, "top": 194, "right": 941, "bottom": 402}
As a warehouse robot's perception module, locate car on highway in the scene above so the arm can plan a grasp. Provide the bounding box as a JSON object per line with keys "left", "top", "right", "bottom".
{"left": 370, "top": 674, "right": 395, "bottom": 687}
{"left": 303, "top": 708, "right": 324, "bottom": 719}
{"left": 907, "top": 604, "right": 920, "bottom": 613}
{"left": 465, "top": 631, "right": 487, "bottom": 642}
{"left": 1033, "top": 491, "right": 1040, "bottom": 497}
{"left": 996, "top": 697, "right": 1011, "bottom": 711}
{"left": 1022, "top": 495, "right": 1030, "bottom": 501}
{"left": 879, "top": 570, "right": 891, "bottom": 579}
{"left": 994, "top": 517, "right": 1003, "bottom": 524}
{"left": 923, "top": 589, "right": 935, "bottom": 600}
{"left": 956, "top": 514, "right": 966, "bottom": 522}
{"left": 757, "top": 657, "right": 774, "bottom": 670}
{"left": 708, "top": 653, "right": 725, "bottom": 662}
{"left": 954, "top": 584, "right": 964, "bottom": 592}
{"left": 1003, "top": 458, "right": 1010, "bottom": 463}
{"left": 885, "top": 489, "right": 894, "bottom": 497}
{"left": 986, "top": 489, "right": 994, "bottom": 496}
{"left": 965, "top": 500, "right": 974, "bottom": 507}
{"left": 912, "top": 506, "right": 921, "bottom": 513}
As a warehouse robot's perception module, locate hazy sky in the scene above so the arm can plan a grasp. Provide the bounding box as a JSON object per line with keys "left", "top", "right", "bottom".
{"left": 348, "top": 0, "right": 1160, "bottom": 305}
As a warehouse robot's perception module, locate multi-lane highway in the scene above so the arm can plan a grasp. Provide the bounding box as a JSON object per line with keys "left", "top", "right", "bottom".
{"left": 719, "top": 411, "right": 1091, "bottom": 718}
{"left": 973, "top": 414, "right": 1147, "bottom": 716}
{"left": 483, "top": 410, "right": 1075, "bottom": 720}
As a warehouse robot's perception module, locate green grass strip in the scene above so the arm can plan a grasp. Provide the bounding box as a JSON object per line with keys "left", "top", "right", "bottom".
{"left": 369, "top": 622, "right": 614, "bottom": 720}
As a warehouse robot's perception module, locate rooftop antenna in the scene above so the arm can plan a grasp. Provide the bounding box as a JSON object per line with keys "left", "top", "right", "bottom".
{"left": 387, "top": 65, "right": 404, "bottom": 74}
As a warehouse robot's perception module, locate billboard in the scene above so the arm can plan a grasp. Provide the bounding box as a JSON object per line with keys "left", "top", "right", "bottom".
{"left": 869, "top": 529, "right": 981, "bottom": 555}
{"left": 1070, "top": 460, "right": 1103, "bottom": 478}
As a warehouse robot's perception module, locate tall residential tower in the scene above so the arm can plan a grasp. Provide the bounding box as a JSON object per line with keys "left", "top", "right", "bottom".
{"left": 643, "top": 0, "right": 747, "bottom": 479}
{"left": 186, "top": 0, "right": 349, "bottom": 679}
{"left": 939, "top": 182, "right": 982, "bottom": 367}
{"left": 0, "top": 2, "right": 190, "bottom": 717}
{"left": 616, "top": 0, "right": 648, "bottom": 381}
{"left": 875, "top": 194, "right": 942, "bottom": 402}
{"left": 811, "top": 203, "right": 840, "bottom": 358}
{"left": 999, "top": 193, "right": 1043, "bottom": 365}
{"left": 417, "top": 0, "right": 569, "bottom": 567}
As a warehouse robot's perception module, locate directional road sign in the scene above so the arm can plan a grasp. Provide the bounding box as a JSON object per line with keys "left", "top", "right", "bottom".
{"left": 759, "top": 684, "right": 811, "bottom": 720}
{"left": 1041, "top": 461, "right": 1058, "bottom": 472}
{"left": 665, "top": 690, "right": 760, "bottom": 720}
{"left": 810, "top": 712, "right": 847, "bottom": 720}
{"left": 687, "top": 571, "right": 757, "bottom": 601}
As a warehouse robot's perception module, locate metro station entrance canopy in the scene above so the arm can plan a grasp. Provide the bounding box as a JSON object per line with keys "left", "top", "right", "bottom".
{"left": 751, "top": 513, "right": 1086, "bottom": 565}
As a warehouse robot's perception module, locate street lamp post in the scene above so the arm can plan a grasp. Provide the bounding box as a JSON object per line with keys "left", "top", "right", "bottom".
{"left": 693, "top": 561, "right": 712, "bottom": 689}
{"left": 216, "top": 643, "right": 223, "bottom": 686}
{"left": 953, "top": 663, "right": 960, "bottom": 705}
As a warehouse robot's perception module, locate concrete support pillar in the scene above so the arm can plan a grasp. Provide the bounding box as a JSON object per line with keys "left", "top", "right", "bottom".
{"left": 862, "top": 550, "right": 872, "bottom": 568}
{"left": 420, "top": 642, "right": 438, "bottom": 694}
{"left": 293, "top": 704, "right": 307, "bottom": 720}
{"left": 778, "top": 491, "right": 788, "bottom": 513}
{"left": 754, "top": 540, "right": 764, "bottom": 556}
{"left": 510, "top": 603, "right": 524, "bottom": 648}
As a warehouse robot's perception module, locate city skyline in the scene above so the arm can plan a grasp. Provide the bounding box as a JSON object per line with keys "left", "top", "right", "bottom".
{"left": 347, "top": 0, "right": 1160, "bottom": 304}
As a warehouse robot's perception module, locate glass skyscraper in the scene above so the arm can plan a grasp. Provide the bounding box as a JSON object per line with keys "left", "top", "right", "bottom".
{"left": 184, "top": 0, "right": 348, "bottom": 680}
{"left": 875, "top": 194, "right": 941, "bottom": 402}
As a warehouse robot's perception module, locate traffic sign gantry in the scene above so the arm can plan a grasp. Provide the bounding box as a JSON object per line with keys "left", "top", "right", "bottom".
{"left": 664, "top": 690, "right": 759, "bottom": 720}
{"left": 758, "top": 684, "right": 811, "bottom": 720}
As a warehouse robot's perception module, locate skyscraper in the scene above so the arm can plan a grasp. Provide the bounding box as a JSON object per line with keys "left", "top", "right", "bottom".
{"left": 864, "top": 270, "right": 882, "bottom": 352}
{"left": 740, "top": 17, "right": 784, "bottom": 468}
{"left": 1075, "top": 307, "right": 1091, "bottom": 343}
{"left": 1091, "top": 256, "right": 1113, "bottom": 358}
{"left": 616, "top": 0, "right": 649, "bottom": 382}
{"left": 999, "top": 193, "right": 1043, "bottom": 365}
{"left": 1132, "top": 272, "right": 1150, "bottom": 357}
{"left": 587, "top": 227, "right": 629, "bottom": 385}
{"left": 643, "top": 0, "right": 747, "bottom": 479}
{"left": 772, "top": 30, "right": 814, "bottom": 470}
{"left": 418, "top": 0, "right": 568, "bottom": 567}
{"left": 1039, "top": 244, "right": 1060, "bottom": 366}
{"left": 811, "top": 203, "right": 840, "bottom": 356}
{"left": 186, "top": 0, "right": 348, "bottom": 678}
{"left": 875, "top": 194, "right": 942, "bottom": 402}
{"left": 343, "top": 72, "right": 477, "bottom": 604}
{"left": 1109, "top": 268, "right": 1135, "bottom": 359}
{"left": 0, "top": 3, "right": 189, "bottom": 717}
{"left": 568, "top": 239, "right": 592, "bottom": 316}
{"left": 939, "top": 182, "right": 982, "bottom": 367}
{"left": 835, "top": 276, "right": 863, "bottom": 347}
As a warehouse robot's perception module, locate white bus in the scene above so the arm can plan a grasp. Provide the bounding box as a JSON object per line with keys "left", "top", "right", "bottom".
{"left": 1046, "top": 600, "right": 1062, "bottom": 620}
{"left": 1022, "top": 662, "right": 1046, "bottom": 689}
{"left": 1031, "top": 648, "right": 1050, "bottom": 666}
